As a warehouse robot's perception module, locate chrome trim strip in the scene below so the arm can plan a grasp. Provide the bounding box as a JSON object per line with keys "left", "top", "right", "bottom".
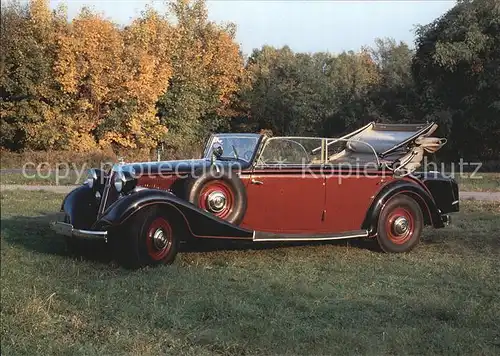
{"left": 452, "top": 200, "right": 459, "bottom": 205}
{"left": 253, "top": 231, "right": 368, "bottom": 242}
{"left": 73, "top": 229, "right": 108, "bottom": 237}
{"left": 97, "top": 172, "right": 113, "bottom": 217}
{"left": 51, "top": 222, "right": 107, "bottom": 240}
{"left": 311, "top": 122, "right": 373, "bottom": 153}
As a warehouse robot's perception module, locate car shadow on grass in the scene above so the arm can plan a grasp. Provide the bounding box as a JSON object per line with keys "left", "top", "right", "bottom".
{"left": 1, "top": 213, "right": 382, "bottom": 266}
{"left": 1, "top": 213, "right": 113, "bottom": 263}
{"left": 180, "top": 236, "right": 380, "bottom": 254}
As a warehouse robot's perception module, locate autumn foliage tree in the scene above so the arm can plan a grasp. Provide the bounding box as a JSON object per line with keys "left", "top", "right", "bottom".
{"left": 54, "top": 7, "right": 173, "bottom": 150}
{"left": 156, "top": 0, "right": 245, "bottom": 148}
{"left": 1, "top": 0, "right": 499, "bottom": 163}
{"left": 1, "top": 0, "right": 67, "bottom": 150}
{"left": 1, "top": 0, "right": 243, "bottom": 153}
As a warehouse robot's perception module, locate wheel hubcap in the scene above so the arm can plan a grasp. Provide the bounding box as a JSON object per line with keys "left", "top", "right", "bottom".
{"left": 152, "top": 228, "right": 168, "bottom": 250}
{"left": 392, "top": 216, "right": 409, "bottom": 236}
{"left": 206, "top": 191, "right": 227, "bottom": 213}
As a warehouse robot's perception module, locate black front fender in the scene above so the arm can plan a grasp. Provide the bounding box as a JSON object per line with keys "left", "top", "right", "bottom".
{"left": 62, "top": 185, "right": 99, "bottom": 229}
{"left": 97, "top": 189, "right": 253, "bottom": 240}
{"left": 362, "top": 179, "right": 444, "bottom": 235}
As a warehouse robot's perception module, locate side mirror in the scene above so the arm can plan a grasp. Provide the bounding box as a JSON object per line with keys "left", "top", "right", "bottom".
{"left": 212, "top": 143, "right": 223, "bottom": 159}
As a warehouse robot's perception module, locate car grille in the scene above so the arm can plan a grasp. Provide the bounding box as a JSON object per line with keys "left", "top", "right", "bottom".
{"left": 97, "top": 171, "right": 120, "bottom": 217}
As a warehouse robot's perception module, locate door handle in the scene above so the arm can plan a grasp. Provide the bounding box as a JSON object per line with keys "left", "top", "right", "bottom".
{"left": 251, "top": 179, "right": 264, "bottom": 185}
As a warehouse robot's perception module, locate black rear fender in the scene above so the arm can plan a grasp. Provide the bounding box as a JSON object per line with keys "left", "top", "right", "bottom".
{"left": 362, "top": 180, "right": 444, "bottom": 235}
{"left": 416, "top": 172, "right": 460, "bottom": 214}
{"left": 97, "top": 189, "right": 253, "bottom": 240}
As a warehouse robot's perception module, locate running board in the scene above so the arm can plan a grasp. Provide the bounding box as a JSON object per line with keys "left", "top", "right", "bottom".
{"left": 253, "top": 230, "right": 368, "bottom": 242}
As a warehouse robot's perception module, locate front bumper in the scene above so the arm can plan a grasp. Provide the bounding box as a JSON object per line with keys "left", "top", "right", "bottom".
{"left": 51, "top": 221, "right": 108, "bottom": 240}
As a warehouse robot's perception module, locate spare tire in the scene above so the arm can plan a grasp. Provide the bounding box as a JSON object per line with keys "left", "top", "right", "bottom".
{"left": 185, "top": 166, "right": 247, "bottom": 225}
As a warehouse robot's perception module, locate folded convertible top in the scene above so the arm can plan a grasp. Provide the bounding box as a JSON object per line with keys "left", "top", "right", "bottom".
{"left": 328, "top": 122, "right": 447, "bottom": 175}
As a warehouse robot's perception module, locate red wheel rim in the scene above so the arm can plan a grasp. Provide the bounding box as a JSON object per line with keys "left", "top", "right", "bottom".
{"left": 198, "top": 180, "right": 234, "bottom": 220}
{"left": 146, "top": 217, "right": 173, "bottom": 261}
{"left": 385, "top": 207, "right": 414, "bottom": 245}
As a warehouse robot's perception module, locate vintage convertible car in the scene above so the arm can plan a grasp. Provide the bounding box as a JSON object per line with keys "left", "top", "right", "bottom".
{"left": 51, "top": 122, "right": 459, "bottom": 268}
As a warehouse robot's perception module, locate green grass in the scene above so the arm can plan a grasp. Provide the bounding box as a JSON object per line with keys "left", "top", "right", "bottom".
{"left": 1, "top": 190, "right": 499, "bottom": 355}
{"left": 453, "top": 172, "right": 500, "bottom": 192}
{"left": 0, "top": 171, "right": 85, "bottom": 186}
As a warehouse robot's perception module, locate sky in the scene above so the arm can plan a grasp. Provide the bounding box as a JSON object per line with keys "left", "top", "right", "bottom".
{"left": 49, "top": 0, "right": 457, "bottom": 55}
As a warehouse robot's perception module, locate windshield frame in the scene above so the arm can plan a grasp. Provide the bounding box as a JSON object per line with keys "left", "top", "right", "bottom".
{"left": 203, "top": 133, "right": 263, "bottom": 164}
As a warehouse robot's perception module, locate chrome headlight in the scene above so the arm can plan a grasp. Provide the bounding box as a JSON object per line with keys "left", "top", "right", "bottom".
{"left": 114, "top": 169, "right": 137, "bottom": 193}
{"left": 85, "top": 169, "right": 98, "bottom": 189}
{"left": 114, "top": 172, "right": 124, "bottom": 192}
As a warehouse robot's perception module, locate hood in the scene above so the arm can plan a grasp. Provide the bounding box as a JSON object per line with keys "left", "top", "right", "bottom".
{"left": 124, "top": 159, "right": 210, "bottom": 175}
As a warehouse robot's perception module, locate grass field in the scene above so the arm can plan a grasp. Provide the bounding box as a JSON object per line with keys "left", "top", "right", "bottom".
{"left": 453, "top": 172, "right": 500, "bottom": 192}
{"left": 1, "top": 190, "right": 499, "bottom": 355}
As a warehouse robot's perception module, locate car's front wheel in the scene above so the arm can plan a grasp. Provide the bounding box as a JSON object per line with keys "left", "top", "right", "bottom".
{"left": 376, "top": 195, "right": 423, "bottom": 253}
{"left": 109, "top": 207, "right": 179, "bottom": 269}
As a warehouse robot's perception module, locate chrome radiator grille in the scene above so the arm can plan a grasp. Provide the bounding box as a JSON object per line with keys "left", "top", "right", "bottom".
{"left": 97, "top": 171, "right": 120, "bottom": 217}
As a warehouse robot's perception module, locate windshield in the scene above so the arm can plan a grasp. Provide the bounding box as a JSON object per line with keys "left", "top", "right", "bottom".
{"left": 204, "top": 134, "right": 260, "bottom": 162}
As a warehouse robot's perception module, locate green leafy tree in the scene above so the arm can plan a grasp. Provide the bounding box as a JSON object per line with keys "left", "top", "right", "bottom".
{"left": 413, "top": 0, "right": 500, "bottom": 160}
{"left": 243, "top": 46, "right": 331, "bottom": 135}
{"left": 319, "top": 49, "right": 381, "bottom": 135}
{"left": 156, "top": 0, "right": 244, "bottom": 149}
{"left": 242, "top": 46, "right": 381, "bottom": 137}
{"left": 366, "top": 38, "right": 419, "bottom": 124}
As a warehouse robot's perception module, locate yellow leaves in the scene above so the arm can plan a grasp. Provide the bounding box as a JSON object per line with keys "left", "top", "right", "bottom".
{"left": 29, "top": 0, "right": 51, "bottom": 27}
{"left": 359, "top": 48, "right": 382, "bottom": 87}
{"left": 167, "top": 2, "right": 244, "bottom": 120}
{"left": 100, "top": 132, "right": 136, "bottom": 149}
{"left": 122, "top": 11, "right": 174, "bottom": 106}
{"left": 67, "top": 132, "right": 99, "bottom": 152}
{"left": 3, "top": 0, "right": 243, "bottom": 152}
{"left": 55, "top": 13, "right": 123, "bottom": 103}
{"left": 50, "top": 7, "right": 175, "bottom": 151}
{"left": 205, "top": 30, "right": 244, "bottom": 103}
{"left": 99, "top": 111, "right": 167, "bottom": 150}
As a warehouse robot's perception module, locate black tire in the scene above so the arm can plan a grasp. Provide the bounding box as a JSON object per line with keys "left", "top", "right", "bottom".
{"left": 376, "top": 194, "right": 423, "bottom": 253}
{"left": 109, "top": 206, "right": 179, "bottom": 269}
{"left": 185, "top": 166, "right": 247, "bottom": 225}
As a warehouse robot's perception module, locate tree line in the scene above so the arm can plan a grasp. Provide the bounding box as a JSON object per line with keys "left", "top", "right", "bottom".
{"left": 1, "top": 0, "right": 499, "bottom": 161}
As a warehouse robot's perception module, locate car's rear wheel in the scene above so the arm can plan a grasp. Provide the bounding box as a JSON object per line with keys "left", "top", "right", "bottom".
{"left": 186, "top": 167, "right": 247, "bottom": 225}
{"left": 109, "top": 207, "right": 179, "bottom": 269}
{"left": 376, "top": 195, "right": 423, "bottom": 253}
